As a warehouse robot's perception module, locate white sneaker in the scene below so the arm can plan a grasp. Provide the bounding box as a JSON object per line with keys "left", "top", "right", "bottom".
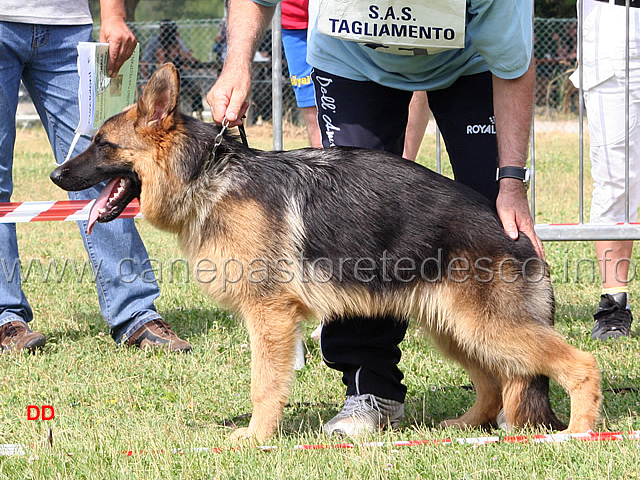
{"left": 323, "top": 394, "right": 404, "bottom": 436}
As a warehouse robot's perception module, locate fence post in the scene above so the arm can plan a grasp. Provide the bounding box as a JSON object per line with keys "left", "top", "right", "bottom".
{"left": 272, "top": 5, "right": 283, "bottom": 150}
{"left": 578, "top": 0, "right": 585, "bottom": 226}
{"left": 625, "top": 0, "right": 631, "bottom": 224}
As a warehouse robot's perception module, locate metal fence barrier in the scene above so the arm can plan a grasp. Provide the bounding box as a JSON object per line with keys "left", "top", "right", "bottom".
{"left": 534, "top": 18, "right": 579, "bottom": 115}
{"left": 532, "top": 3, "right": 637, "bottom": 241}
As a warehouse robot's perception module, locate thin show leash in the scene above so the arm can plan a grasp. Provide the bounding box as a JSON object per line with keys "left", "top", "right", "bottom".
{"left": 237, "top": 120, "right": 249, "bottom": 148}
{"left": 212, "top": 117, "right": 230, "bottom": 153}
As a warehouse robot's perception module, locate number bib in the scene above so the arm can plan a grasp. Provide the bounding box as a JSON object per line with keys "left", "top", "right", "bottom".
{"left": 317, "top": 0, "right": 466, "bottom": 55}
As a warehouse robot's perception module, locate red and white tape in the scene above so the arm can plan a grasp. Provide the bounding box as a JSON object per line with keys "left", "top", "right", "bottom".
{"left": 2, "top": 431, "right": 639, "bottom": 457}
{"left": 136, "top": 431, "right": 640, "bottom": 455}
{"left": 0, "top": 200, "right": 141, "bottom": 223}
{"left": 118, "top": 430, "right": 640, "bottom": 455}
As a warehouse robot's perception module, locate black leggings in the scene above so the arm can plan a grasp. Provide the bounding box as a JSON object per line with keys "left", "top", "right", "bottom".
{"left": 312, "top": 69, "right": 499, "bottom": 402}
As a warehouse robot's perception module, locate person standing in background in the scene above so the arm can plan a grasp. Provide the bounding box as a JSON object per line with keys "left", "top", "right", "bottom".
{"left": 571, "top": 0, "right": 640, "bottom": 341}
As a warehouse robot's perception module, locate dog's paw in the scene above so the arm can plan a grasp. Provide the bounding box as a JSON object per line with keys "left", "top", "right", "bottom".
{"left": 438, "top": 418, "right": 468, "bottom": 429}
{"left": 438, "top": 418, "right": 457, "bottom": 428}
{"left": 559, "top": 425, "right": 594, "bottom": 435}
{"left": 230, "top": 427, "right": 254, "bottom": 442}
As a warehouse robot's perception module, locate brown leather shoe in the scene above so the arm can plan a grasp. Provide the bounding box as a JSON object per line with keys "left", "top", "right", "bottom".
{"left": 0, "top": 321, "right": 46, "bottom": 353}
{"left": 126, "top": 319, "right": 192, "bottom": 352}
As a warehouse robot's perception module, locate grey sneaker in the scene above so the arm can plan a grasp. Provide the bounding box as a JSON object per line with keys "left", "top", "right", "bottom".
{"left": 496, "top": 408, "right": 510, "bottom": 431}
{"left": 323, "top": 394, "right": 404, "bottom": 436}
{"left": 592, "top": 293, "right": 633, "bottom": 341}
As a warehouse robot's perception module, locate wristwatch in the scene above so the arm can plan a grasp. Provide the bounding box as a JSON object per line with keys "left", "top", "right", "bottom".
{"left": 496, "top": 166, "right": 530, "bottom": 189}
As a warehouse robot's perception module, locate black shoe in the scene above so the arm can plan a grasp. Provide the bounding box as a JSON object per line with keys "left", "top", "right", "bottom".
{"left": 0, "top": 321, "right": 46, "bottom": 353}
{"left": 592, "top": 293, "right": 633, "bottom": 341}
{"left": 126, "top": 319, "right": 192, "bottom": 352}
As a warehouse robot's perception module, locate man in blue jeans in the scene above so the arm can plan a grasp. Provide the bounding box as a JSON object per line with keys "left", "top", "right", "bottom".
{"left": 0, "top": 0, "right": 191, "bottom": 352}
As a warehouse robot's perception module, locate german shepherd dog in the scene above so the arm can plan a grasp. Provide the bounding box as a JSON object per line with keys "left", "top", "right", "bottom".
{"left": 51, "top": 64, "right": 601, "bottom": 441}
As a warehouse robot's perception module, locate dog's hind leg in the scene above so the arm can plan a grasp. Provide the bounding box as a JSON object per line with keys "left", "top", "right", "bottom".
{"left": 231, "top": 296, "right": 307, "bottom": 442}
{"left": 439, "top": 362, "right": 503, "bottom": 429}
{"left": 435, "top": 278, "right": 600, "bottom": 433}
{"left": 433, "top": 335, "right": 503, "bottom": 429}
{"left": 536, "top": 337, "right": 601, "bottom": 433}
{"left": 482, "top": 329, "right": 600, "bottom": 433}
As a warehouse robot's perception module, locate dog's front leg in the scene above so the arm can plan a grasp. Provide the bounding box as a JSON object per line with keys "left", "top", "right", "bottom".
{"left": 230, "top": 298, "right": 304, "bottom": 442}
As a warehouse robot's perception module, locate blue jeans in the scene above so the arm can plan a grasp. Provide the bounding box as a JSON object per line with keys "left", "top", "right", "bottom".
{"left": 0, "top": 21, "right": 162, "bottom": 343}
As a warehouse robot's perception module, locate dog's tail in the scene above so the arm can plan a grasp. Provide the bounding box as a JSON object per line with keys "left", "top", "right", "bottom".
{"left": 503, "top": 375, "right": 566, "bottom": 431}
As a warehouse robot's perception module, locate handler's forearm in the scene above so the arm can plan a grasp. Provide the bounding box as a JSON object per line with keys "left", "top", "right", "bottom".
{"left": 226, "top": 0, "right": 275, "bottom": 71}
{"left": 492, "top": 59, "right": 535, "bottom": 171}
{"left": 208, "top": 0, "right": 276, "bottom": 124}
{"left": 99, "top": 0, "right": 127, "bottom": 25}
{"left": 491, "top": 59, "right": 543, "bottom": 258}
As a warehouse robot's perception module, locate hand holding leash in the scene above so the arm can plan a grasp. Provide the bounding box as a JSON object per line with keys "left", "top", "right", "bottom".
{"left": 206, "top": 65, "right": 251, "bottom": 127}
{"left": 206, "top": 0, "right": 274, "bottom": 126}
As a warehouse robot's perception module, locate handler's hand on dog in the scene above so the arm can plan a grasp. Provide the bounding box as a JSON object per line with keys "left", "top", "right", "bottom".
{"left": 207, "top": 67, "right": 251, "bottom": 127}
{"left": 99, "top": 15, "right": 137, "bottom": 78}
{"left": 496, "top": 179, "right": 545, "bottom": 261}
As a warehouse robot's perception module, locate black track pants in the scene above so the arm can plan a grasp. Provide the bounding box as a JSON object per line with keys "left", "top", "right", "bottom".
{"left": 312, "top": 69, "right": 499, "bottom": 402}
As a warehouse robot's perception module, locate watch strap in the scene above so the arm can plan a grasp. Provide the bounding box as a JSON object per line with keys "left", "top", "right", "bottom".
{"left": 496, "top": 166, "right": 530, "bottom": 183}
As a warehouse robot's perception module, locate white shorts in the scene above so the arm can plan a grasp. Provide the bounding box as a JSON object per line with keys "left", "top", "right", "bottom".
{"left": 586, "top": 74, "right": 640, "bottom": 223}
{"left": 572, "top": 1, "right": 640, "bottom": 223}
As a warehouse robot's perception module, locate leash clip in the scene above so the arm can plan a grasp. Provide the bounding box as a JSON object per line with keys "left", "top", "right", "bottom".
{"left": 206, "top": 117, "right": 249, "bottom": 171}
{"left": 213, "top": 117, "right": 230, "bottom": 153}
{"left": 206, "top": 117, "right": 230, "bottom": 169}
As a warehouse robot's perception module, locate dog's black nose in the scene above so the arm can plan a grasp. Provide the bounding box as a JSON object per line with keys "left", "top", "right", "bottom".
{"left": 49, "top": 166, "right": 66, "bottom": 186}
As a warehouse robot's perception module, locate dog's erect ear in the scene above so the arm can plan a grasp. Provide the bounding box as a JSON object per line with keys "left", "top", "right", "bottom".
{"left": 137, "top": 63, "right": 180, "bottom": 128}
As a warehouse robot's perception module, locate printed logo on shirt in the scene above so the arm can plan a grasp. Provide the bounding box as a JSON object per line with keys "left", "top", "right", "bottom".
{"left": 317, "top": 0, "right": 466, "bottom": 55}
{"left": 467, "top": 116, "right": 496, "bottom": 135}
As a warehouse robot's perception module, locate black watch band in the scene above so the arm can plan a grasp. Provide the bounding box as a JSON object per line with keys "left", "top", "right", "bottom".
{"left": 496, "top": 166, "right": 530, "bottom": 184}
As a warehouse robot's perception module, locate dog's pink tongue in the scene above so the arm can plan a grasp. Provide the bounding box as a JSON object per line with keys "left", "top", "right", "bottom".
{"left": 87, "top": 178, "right": 120, "bottom": 234}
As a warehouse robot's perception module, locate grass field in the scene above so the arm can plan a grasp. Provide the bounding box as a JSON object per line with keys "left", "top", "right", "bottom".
{"left": 1, "top": 121, "right": 640, "bottom": 479}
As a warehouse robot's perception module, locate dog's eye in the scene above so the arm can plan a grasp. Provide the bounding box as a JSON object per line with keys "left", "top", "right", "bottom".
{"left": 93, "top": 136, "right": 119, "bottom": 151}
